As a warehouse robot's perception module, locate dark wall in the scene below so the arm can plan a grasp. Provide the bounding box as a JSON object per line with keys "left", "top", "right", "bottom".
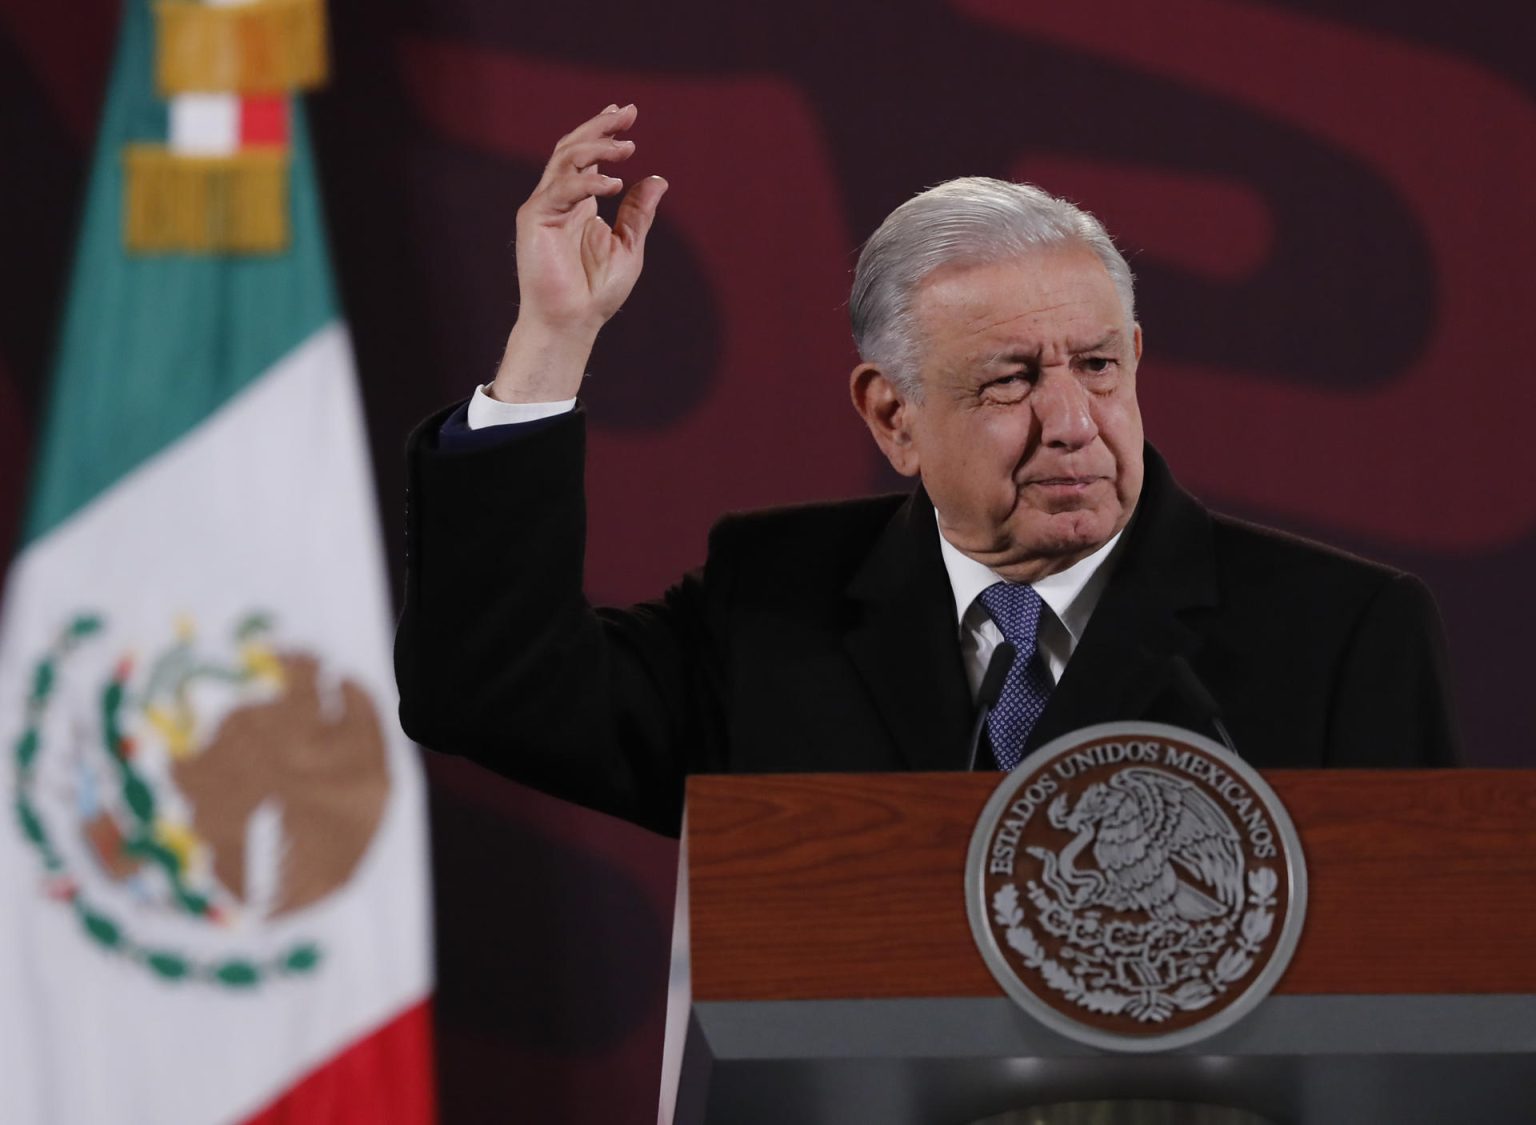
{"left": 4, "top": 1, "right": 1534, "bottom": 1120}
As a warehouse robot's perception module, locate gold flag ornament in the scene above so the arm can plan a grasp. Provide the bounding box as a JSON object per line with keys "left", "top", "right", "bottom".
{"left": 124, "top": 146, "right": 290, "bottom": 254}
{"left": 154, "top": 0, "right": 328, "bottom": 96}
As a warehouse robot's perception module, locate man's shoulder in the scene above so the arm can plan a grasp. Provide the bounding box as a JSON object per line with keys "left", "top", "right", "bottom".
{"left": 1203, "top": 507, "right": 1422, "bottom": 614}
{"left": 1210, "top": 509, "right": 1402, "bottom": 576}
{"left": 709, "top": 492, "right": 909, "bottom": 555}
{"left": 702, "top": 492, "right": 911, "bottom": 595}
{"left": 1138, "top": 447, "right": 1415, "bottom": 607}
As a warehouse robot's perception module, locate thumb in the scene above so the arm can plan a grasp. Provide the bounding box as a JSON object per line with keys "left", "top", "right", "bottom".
{"left": 615, "top": 175, "right": 668, "bottom": 251}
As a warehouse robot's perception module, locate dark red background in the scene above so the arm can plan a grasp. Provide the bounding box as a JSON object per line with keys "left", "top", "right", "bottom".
{"left": 4, "top": 1, "right": 1533, "bottom": 1120}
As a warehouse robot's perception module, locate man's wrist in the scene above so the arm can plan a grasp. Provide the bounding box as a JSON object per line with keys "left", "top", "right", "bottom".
{"left": 488, "top": 320, "right": 598, "bottom": 403}
{"left": 467, "top": 385, "right": 577, "bottom": 429}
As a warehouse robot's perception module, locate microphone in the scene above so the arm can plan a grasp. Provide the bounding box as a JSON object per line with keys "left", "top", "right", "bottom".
{"left": 965, "top": 642, "right": 1016, "bottom": 771}
{"left": 1169, "top": 654, "right": 1239, "bottom": 756}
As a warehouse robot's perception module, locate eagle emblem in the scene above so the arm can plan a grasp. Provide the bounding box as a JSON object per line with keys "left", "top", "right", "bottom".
{"left": 967, "top": 723, "right": 1306, "bottom": 1051}
{"left": 1031, "top": 768, "right": 1244, "bottom": 924}
{"left": 10, "top": 611, "right": 389, "bottom": 988}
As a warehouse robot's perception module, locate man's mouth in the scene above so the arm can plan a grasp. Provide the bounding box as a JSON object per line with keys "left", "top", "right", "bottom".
{"left": 1023, "top": 476, "right": 1105, "bottom": 490}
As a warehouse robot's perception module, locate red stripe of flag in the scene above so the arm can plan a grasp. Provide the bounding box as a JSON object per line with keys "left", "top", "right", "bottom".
{"left": 239, "top": 999, "right": 437, "bottom": 1125}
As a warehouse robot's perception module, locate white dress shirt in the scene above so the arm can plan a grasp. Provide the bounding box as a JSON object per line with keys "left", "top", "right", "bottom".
{"left": 938, "top": 518, "right": 1124, "bottom": 698}
{"left": 467, "top": 384, "right": 1126, "bottom": 698}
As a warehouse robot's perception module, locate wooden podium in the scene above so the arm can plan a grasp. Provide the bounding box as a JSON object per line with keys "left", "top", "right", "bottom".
{"left": 662, "top": 770, "right": 1536, "bottom": 1125}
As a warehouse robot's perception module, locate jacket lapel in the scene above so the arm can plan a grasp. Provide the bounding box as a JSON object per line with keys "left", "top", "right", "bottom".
{"left": 1026, "top": 446, "right": 1219, "bottom": 753}
{"left": 843, "top": 488, "right": 975, "bottom": 771}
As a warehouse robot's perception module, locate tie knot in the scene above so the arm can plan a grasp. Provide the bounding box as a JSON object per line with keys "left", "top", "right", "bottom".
{"left": 979, "top": 581, "right": 1044, "bottom": 650}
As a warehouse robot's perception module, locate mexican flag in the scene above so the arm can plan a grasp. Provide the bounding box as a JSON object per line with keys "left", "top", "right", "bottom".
{"left": 0, "top": 2, "right": 435, "bottom": 1122}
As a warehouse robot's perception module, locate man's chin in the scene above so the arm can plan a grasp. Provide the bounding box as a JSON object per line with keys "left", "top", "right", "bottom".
{"left": 991, "top": 512, "right": 1119, "bottom": 578}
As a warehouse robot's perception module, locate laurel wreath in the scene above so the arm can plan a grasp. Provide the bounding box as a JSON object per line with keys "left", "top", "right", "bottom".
{"left": 993, "top": 866, "right": 1279, "bottom": 1023}
{"left": 11, "top": 614, "right": 323, "bottom": 989}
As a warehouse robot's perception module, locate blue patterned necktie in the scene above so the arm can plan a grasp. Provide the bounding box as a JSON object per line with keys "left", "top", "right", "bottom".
{"left": 978, "top": 582, "right": 1054, "bottom": 771}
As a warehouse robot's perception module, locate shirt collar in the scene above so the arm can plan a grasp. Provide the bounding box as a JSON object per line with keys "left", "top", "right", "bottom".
{"left": 935, "top": 516, "right": 1126, "bottom": 645}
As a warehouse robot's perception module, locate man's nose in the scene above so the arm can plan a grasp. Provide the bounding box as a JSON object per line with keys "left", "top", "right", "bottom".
{"left": 1033, "top": 372, "right": 1099, "bottom": 449}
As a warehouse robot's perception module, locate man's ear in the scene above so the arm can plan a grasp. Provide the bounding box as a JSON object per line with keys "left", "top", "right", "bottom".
{"left": 850, "top": 362, "right": 921, "bottom": 478}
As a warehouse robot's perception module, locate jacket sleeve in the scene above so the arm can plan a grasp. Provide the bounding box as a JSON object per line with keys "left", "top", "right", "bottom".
{"left": 1325, "top": 572, "right": 1461, "bottom": 767}
{"left": 394, "top": 403, "right": 728, "bottom": 835}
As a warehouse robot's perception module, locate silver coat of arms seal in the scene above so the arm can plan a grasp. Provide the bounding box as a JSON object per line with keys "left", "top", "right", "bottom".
{"left": 966, "top": 722, "right": 1307, "bottom": 1051}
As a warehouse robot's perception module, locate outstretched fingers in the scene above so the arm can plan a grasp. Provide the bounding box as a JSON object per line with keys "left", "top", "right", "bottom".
{"left": 557, "top": 103, "right": 638, "bottom": 151}
{"left": 528, "top": 104, "right": 642, "bottom": 219}
{"left": 540, "top": 170, "right": 626, "bottom": 214}
{"left": 546, "top": 106, "right": 637, "bottom": 173}
{"left": 558, "top": 138, "right": 636, "bottom": 176}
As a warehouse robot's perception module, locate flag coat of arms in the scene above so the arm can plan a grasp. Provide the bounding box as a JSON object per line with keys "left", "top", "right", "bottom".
{"left": 0, "top": 2, "right": 434, "bottom": 1121}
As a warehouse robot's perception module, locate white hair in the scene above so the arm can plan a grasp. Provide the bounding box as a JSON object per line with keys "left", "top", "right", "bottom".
{"left": 850, "top": 177, "right": 1136, "bottom": 396}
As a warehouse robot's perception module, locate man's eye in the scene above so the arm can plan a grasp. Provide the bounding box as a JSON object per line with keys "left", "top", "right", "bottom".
{"left": 981, "top": 375, "right": 1029, "bottom": 401}
{"left": 1080, "top": 356, "right": 1116, "bottom": 374}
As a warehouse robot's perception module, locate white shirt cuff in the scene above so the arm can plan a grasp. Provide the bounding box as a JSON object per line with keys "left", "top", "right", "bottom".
{"left": 466, "top": 384, "right": 578, "bottom": 429}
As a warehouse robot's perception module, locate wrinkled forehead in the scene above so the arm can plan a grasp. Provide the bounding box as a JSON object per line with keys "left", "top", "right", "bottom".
{"left": 912, "top": 248, "right": 1130, "bottom": 357}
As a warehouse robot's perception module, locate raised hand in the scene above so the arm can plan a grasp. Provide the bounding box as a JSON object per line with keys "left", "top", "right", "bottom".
{"left": 491, "top": 104, "right": 668, "bottom": 404}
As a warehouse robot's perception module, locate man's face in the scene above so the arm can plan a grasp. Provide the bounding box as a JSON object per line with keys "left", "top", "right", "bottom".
{"left": 889, "top": 247, "right": 1144, "bottom": 582}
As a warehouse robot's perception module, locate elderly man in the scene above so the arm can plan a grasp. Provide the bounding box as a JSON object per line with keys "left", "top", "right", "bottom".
{"left": 395, "top": 105, "right": 1458, "bottom": 836}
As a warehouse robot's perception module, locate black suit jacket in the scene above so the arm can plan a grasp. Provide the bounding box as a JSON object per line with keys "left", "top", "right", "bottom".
{"left": 396, "top": 405, "right": 1458, "bottom": 836}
